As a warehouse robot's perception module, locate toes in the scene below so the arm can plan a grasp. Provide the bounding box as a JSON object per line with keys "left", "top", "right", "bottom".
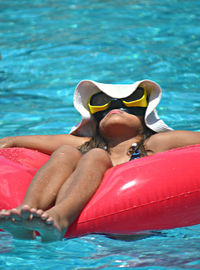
{"left": 10, "top": 209, "right": 21, "bottom": 221}
{"left": 20, "top": 206, "right": 51, "bottom": 224}
{"left": 46, "top": 217, "right": 54, "bottom": 225}
{"left": 21, "top": 206, "right": 37, "bottom": 220}
{"left": 35, "top": 209, "right": 44, "bottom": 218}
{"left": 0, "top": 209, "right": 21, "bottom": 222}
{"left": 21, "top": 208, "right": 32, "bottom": 220}
{"left": 32, "top": 209, "right": 48, "bottom": 220}
{"left": 0, "top": 209, "right": 9, "bottom": 218}
{"left": 41, "top": 212, "right": 50, "bottom": 221}
{"left": 21, "top": 205, "right": 30, "bottom": 210}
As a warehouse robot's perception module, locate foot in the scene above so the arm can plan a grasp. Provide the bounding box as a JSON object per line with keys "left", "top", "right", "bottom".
{"left": 0, "top": 208, "right": 35, "bottom": 239}
{"left": 21, "top": 206, "right": 67, "bottom": 242}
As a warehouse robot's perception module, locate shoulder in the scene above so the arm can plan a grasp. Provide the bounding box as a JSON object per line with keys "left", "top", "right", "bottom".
{"left": 67, "top": 134, "right": 91, "bottom": 147}
{"left": 52, "top": 134, "right": 91, "bottom": 148}
{"left": 145, "top": 130, "right": 200, "bottom": 155}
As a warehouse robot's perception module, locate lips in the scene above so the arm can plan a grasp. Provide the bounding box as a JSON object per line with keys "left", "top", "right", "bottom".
{"left": 108, "top": 109, "right": 124, "bottom": 115}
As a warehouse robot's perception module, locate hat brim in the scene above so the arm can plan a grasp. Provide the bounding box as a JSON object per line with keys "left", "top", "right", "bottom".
{"left": 70, "top": 80, "right": 172, "bottom": 136}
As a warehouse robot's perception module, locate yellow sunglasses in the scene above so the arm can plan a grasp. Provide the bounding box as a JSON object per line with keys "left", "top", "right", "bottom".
{"left": 88, "top": 87, "right": 148, "bottom": 115}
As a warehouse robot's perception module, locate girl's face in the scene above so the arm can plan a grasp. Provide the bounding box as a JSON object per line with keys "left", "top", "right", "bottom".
{"left": 98, "top": 109, "right": 144, "bottom": 140}
{"left": 89, "top": 87, "right": 147, "bottom": 123}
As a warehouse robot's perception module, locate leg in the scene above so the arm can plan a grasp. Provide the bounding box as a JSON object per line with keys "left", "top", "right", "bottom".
{"left": 0, "top": 145, "right": 81, "bottom": 239}
{"left": 23, "top": 149, "right": 112, "bottom": 242}
{"left": 21, "top": 145, "right": 82, "bottom": 210}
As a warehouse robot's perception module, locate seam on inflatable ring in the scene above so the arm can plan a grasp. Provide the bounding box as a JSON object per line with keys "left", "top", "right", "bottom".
{"left": 78, "top": 189, "right": 200, "bottom": 224}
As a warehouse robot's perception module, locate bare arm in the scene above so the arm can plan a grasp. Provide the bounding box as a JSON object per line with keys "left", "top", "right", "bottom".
{"left": 0, "top": 134, "right": 90, "bottom": 154}
{"left": 146, "top": 130, "right": 200, "bottom": 154}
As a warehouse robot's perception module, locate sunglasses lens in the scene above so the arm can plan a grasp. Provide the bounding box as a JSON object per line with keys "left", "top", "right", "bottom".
{"left": 90, "top": 92, "right": 111, "bottom": 106}
{"left": 123, "top": 87, "right": 144, "bottom": 102}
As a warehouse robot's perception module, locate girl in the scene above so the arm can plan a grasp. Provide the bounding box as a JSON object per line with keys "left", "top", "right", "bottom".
{"left": 0, "top": 79, "right": 200, "bottom": 242}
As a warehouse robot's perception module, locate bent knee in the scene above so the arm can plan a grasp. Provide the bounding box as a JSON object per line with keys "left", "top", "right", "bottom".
{"left": 51, "top": 145, "right": 82, "bottom": 163}
{"left": 82, "top": 148, "right": 112, "bottom": 168}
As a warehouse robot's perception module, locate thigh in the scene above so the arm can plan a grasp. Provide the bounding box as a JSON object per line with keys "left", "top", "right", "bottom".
{"left": 55, "top": 148, "right": 112, "bottom": 204}
{"left": 77, "top": 148, "right": 113, "bottom": 172}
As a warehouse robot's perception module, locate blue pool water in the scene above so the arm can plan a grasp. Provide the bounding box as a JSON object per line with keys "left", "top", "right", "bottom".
{"left": 1, "top": 0, "right": 200, "bottom": 269}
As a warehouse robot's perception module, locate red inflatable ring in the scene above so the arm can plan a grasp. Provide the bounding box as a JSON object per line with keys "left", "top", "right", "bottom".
{"left": 0, "top": 145, "right": 200, "bottom": 238}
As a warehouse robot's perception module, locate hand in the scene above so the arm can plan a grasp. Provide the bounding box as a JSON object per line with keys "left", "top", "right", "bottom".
{"left": 0, "top": 137, "right": 15, "bottom": 148}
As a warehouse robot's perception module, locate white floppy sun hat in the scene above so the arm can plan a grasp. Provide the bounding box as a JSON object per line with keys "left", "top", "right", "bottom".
{"left": 70, "top": 79, "right": 173, "bottom": 137}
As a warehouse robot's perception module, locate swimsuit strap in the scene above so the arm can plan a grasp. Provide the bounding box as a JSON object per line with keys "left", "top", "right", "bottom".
{"left": 129, "top": 143, "right": 141, "bottom": 161}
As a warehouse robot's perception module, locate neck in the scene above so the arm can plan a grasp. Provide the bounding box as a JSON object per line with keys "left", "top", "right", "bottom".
{"left": 106, "top": 134, "right": 143, "bottom": 149}
{"left": 99, "top": 120, "right": 144, "bottom": 147}
{"left": 106, "top": 136, "right": 142, "bottom": 166}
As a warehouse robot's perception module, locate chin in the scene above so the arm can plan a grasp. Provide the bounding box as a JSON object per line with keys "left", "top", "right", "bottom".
{"left": 98, "top": 112, "right": 144, "bottom": 138}
{"left": 100, "top": 112, "right": 142, "bottom": 127}
{"left": 99, "top": 122, "right": 143, "bottom": 139}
